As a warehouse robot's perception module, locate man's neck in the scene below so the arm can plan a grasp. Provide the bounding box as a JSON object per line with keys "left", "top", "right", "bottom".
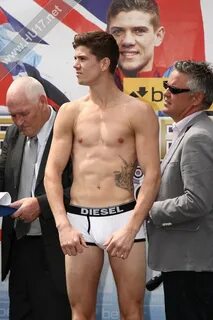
{"left": 89, "top": 78, "right": 121, "bottom": 109}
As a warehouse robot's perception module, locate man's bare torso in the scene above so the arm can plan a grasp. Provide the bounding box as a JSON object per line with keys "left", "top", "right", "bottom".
{"left": 70, "top": 96, "right": 138, "bottom": 207}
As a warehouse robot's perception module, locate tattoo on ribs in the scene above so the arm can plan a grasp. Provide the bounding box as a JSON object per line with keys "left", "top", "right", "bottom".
{"left": 113, "top": 157, "right": 137, "bottom": 193}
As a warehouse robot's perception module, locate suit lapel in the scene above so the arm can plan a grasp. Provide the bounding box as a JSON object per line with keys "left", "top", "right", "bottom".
{"left": 12, "top": 134, "right": 26, "bottom": 190}
{"left": 35, "top": 129, "right": 53, "bottom": 190}
{"left": 161, "top": 131, "right": 185, "bottom": 175}
{"left": 161, "top": 112, "right": 205, "bottom": 175}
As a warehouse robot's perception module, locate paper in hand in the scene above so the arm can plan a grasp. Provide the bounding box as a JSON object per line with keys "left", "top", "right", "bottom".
{"left": 0, "top": 192, "right": 17, "bottom": 217}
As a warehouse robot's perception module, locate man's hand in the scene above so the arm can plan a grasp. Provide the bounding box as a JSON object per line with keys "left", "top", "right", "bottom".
{"left": 11, "top": 197, "right": 40, "bottom": 222}
{"left": 58, "top": 224, "right": 88, "bottom": 256}
{"left": 104, "top": 226, "right": 136, "bottom": 260}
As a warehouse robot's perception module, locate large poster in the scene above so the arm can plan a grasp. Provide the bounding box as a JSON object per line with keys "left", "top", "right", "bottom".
{"left": 0, "top": 1, "right": 213, "bottom": 319}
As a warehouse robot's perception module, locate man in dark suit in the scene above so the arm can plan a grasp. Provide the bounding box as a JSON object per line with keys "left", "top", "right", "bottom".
{"left": 0, "top": 76, "right": 71, "bottom": 320}
{"left": 147, "top": 60, "right": 213, "bottom": 320}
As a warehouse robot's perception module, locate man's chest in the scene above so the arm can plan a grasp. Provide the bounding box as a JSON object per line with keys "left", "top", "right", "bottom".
{"left": 74, "top": 112, "right": 133, "bottom": 147}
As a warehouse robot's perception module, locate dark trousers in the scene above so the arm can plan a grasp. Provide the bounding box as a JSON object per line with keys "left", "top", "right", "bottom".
{"left": 162, "top": 271, "right": 213, "bottom": 320}
{"left": 9, "top": 236, "right": 71, "bottom": 320}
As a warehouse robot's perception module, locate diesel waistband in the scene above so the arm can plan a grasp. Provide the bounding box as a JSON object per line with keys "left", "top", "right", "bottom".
{"left": 67, "top": 201, "right": 136, "bottom": 217}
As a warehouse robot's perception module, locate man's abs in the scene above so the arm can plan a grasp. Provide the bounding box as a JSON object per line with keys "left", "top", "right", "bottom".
{"left": 70, "top": 180, "right": 135, "bottom": 207}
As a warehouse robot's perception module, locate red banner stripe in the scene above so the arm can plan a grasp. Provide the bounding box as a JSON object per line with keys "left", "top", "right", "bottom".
{"left": 34, "top": 0, "right": 101, "bottom": 33}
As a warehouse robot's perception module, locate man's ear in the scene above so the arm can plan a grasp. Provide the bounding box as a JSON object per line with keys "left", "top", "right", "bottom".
{"left": 192, "top": 92, "right": 205, "bottom": 107}
{"left": 39, "top": 94, "right": 47, "bottom": 106}
{"left": 100, "top": 57, "right": 110, "bottom": 72}
{"left": 154, "top": 26, "right": 165, "bottom": 47}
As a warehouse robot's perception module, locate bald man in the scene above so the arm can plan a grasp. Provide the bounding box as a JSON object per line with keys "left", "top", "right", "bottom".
{"left": 0, "top": 77, "right": 71, "bottom": 320}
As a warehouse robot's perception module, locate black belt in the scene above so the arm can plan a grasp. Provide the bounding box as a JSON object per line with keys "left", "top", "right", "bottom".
{"left": 67, "top": 201, "right": 136, "bottom": 217}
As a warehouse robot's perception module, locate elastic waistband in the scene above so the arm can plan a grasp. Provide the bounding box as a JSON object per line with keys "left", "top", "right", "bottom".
{"left": 67, "top": 201, "right": 136, "bottom": 217}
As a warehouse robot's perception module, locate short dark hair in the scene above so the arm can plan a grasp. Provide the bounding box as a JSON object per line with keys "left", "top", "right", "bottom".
{"left": 72, "top": 31, "right": 119, "bottom": 74}
{"left": 175, "top": 60, "right": 213, "bottom": 109}
{"left": 107, "top": 0, "right": 161, "bottom": 30}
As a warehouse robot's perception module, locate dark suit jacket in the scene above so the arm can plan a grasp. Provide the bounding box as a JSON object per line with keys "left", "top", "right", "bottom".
{"left": 0, "top": 124, "right": 71, "bottom": 295}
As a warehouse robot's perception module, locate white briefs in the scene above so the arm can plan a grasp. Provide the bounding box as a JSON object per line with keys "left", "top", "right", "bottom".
{"left": 67, "top": 201, "right": 145, "bottom": 249}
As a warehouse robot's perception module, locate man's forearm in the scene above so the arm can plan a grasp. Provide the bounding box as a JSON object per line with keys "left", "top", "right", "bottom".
{"left": 44, "top": 174, "right": 70, "bottom": 229}
{"left": 128, "top": 173, "right": 160, "bottom": 232}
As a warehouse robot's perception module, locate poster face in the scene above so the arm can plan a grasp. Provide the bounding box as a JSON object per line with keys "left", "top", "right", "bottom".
{"left": 0, "top": 1, "right": 213, "bottom": 319}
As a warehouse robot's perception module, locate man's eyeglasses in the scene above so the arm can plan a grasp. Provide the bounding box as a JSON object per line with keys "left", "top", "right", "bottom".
{"left": 163, "top": 81, "right": 191, "bottom": 95}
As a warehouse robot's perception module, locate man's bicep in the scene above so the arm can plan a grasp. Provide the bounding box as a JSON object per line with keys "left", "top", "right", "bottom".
{"left": 135, "top": 110, "right": 160, "bottom": 175}
{"left": 47, "top": 108, "right": 73, "bottom": 175}
{"left": 48, "top": 136, "right": 72, "bottom": 175}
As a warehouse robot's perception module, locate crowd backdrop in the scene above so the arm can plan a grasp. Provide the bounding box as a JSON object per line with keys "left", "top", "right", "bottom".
{"left": 0, "top": 0, "right": 213, "bottom": 319}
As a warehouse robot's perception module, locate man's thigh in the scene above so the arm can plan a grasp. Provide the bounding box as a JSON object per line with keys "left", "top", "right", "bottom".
{"left": 109, "top": 242, "right": 146, "bottom": 313}
{"left": 65, "top": 245, "right": 104, "bottom": 315}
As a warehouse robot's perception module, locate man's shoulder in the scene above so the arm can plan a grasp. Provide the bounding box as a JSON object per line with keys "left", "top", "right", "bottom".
{"left": 61, "top": 95, "right": 88, "bottom": 110}
{"left": 188, "top": 112, "right": 213, "bottom": 132}
{"left": 3, "top": 124, "right": 22, "bottom": 146}
{"left": 119, "top": 94, "right": 158, "bottom": 132}
{"left": 184, "top": 114, "right": 213, "bottom": 145}
{"left": 121, "top": 93, "right": 155, "bottom": 115}
{"left": 57, "top": 96, "right": 88, "bottom": 123}
{"left": 59, "top": 100, "right": 80, "bottom": 114}
{"left": 6, "top": 124, "right": 19, "bottom": 137}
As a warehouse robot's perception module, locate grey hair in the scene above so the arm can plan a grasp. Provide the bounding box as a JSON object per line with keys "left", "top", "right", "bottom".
{"left": 174, "top": 60, "right": 213, "bottom": 110}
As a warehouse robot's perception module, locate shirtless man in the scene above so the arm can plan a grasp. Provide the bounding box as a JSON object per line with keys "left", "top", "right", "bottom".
{"left": 44, "top": 31, "right": 160, "bottom": 320}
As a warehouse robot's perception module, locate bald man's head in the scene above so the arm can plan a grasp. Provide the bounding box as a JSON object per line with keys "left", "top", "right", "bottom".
{"left": 6, "top": 76, "right": 50, "bottom": 137}
{"left": 6, "top": 76, "right": 46, "bottom": 106}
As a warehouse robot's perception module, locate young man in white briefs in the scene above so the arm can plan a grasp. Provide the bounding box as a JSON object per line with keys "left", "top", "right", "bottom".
{"left": 44, "top": 31, "right": 160, "bottom": 320}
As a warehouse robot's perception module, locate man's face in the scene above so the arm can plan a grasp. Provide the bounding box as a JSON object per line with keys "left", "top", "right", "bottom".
{"left": 73, "top": 46, "right": 103, "bottom": 86}
{"left": 108, "top": 10, "right": 164, "bottom": 75}
{"left": 162, "top": 70, "right": 198, "bottom": 122}
{"left": 7, "top": 93, "right": 44, "bottom": 137}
